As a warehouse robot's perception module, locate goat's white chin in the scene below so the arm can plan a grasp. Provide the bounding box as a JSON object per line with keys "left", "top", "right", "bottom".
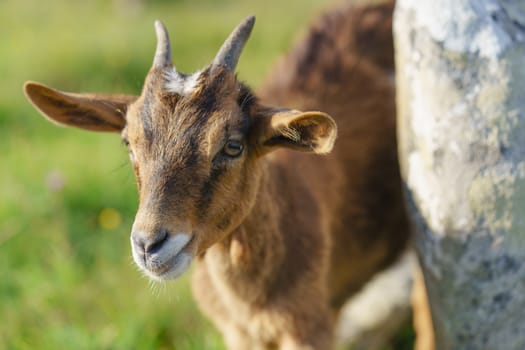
{"left": 143, "top": 252, "right": 193, "bottom": 281}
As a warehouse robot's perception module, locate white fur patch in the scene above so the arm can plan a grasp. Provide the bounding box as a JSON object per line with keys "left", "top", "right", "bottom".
{"left": 164, "top": 69, "right": 202, "bottom": 95}
{"left": 130, "top": 232, "right": 193, "bottom": 281}
{"left": 162, "top": 233, "right": 192, "bottom": 259}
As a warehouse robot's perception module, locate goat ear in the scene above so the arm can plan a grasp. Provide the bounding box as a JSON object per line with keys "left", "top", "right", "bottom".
{"left": 23, "top": 81, "right": 137, "bottom": 133}
{"left": 254, "top": 108, "right": 337, "bottom": 155}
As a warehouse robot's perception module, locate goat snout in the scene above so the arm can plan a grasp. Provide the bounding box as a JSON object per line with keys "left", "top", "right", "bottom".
{"left": 132, "top": 229, "right": 169, "bottom": 255}
{"left": 130, "top": 229, "right": 194, "bottom": 281}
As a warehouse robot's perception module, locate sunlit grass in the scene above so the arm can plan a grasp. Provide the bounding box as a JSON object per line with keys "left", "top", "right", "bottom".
{"left": 0, "top": 0, "right": 335, "bottom": 349}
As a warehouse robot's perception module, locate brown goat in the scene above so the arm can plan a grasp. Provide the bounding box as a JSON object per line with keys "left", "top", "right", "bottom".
{"left": 24, "top": 2, "right": 411, "bottom": 349}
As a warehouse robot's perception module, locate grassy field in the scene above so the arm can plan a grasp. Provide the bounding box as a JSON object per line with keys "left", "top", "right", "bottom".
{"left": 0, "top": 0, "right": 341, "bottom": 349}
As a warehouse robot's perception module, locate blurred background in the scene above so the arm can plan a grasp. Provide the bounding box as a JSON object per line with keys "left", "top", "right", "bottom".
{"left": 0, "top": 0, "right": 341, "bottom": 349}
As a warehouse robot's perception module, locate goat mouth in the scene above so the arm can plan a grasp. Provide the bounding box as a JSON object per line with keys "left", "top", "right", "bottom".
{"left": 144, "top": 235, "right": 195, "bottom": 281}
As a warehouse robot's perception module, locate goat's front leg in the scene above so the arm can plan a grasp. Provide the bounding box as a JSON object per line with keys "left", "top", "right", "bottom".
{"left": 223, "top": 325, "right": 268, "bottom": 350}
{"left": 412, "top": 267, "right": 435, "bottom": 350}
{"left": 223, "top": 312, "right": 333, "bottom": 350}
{"left": 280, "top": 328, "right": 333, "bottom": 350}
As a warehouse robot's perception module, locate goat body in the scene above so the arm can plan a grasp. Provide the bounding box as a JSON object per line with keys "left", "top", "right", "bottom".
{"left": 24, "top": 1, "right": 409, "bottom": 349}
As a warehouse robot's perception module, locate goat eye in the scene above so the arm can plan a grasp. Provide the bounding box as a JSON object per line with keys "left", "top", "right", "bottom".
{"left": 223, "top": 140, "right": 244, "bottom": 157}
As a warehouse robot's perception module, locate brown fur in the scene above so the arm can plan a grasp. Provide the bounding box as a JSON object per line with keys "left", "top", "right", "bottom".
{"left": 260, "top": 1, "right": 407, "bottom": 308}
{"left": 23, "top": 2, "right": 423, "bottom": 349}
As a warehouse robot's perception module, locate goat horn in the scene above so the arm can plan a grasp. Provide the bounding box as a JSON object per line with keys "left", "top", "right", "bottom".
{"left": 212, "top": 16, "right": 255, "bottom": 73}
{"left": 153, "top": 20, "right": 172, "bottom": 68}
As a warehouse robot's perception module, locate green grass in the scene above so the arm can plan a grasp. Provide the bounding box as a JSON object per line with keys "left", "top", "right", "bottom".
{"left": 0, "top": 0, "right": 334, "bottom": 349}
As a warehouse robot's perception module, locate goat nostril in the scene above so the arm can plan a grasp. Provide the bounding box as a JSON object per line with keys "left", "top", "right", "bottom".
{"left": 145, "top": 230, "right": 169, "bottom": 254}
{"left": 132, "top": 230, "right": 169, "bottom": 255}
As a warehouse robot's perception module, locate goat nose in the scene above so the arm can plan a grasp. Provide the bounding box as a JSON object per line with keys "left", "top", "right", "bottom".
{"left": 132, "top": 230, "right": 169, "bottom": 254}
